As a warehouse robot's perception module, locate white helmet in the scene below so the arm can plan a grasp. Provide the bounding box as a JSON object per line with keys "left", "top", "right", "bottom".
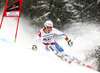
{"left": 44, "top": 20, "right": 53, "bottom": 29}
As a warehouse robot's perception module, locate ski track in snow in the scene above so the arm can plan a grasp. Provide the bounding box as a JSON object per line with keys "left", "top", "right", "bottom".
{"left": 0, "top": 12, "right": 100, "bottom": 73}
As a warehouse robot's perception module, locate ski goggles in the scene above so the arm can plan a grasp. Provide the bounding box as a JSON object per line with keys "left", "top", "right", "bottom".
{"left": 46, "top": 26, "right": 52, "bottom": 29}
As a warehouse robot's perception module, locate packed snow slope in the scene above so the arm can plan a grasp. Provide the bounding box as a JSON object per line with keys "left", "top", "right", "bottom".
{"left": 0, "top": 12, "right": 100, "bottom": 73}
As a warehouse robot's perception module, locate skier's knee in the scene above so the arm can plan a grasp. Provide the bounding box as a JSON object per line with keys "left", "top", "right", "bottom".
{"left": 46, "top": 45, "right": 58, "bottom": 54}
{"left": 46, "top": 45, "right": 54, "bottom": 51}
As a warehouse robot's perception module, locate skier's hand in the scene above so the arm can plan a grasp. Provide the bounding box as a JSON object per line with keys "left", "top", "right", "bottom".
{"left": 67, "top": 39, "right": 73, "bottom": 47}
{"left": 32, "top": 45, "right": 37, "bottom": 51}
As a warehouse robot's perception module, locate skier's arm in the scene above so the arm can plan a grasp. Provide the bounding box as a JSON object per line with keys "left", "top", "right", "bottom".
{"left": 53, "top": 28, "right": 69, "bottom": 41}
{"left": 32, "top": 36, "right": 40, "bottom": 45}
{"left": 32, "top": 31, "right": 41, "bottom": 50}
{"left": 53, "top": 28, "right": 73, "bottom": 47}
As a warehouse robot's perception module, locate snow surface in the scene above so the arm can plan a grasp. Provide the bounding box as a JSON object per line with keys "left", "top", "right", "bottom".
{"left": 0, "top": 12, "right": 100, "bottom": 73}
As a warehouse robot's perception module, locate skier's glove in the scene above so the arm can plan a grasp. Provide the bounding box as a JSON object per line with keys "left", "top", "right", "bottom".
{"left": 67, "top": 39, "right": 73, "bottom": 47}
{"left": 32, "top": 45, "right": 37, "bottom": 51}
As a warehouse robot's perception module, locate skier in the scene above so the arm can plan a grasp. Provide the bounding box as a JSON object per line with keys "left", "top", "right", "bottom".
{"left": 32, "top": 20, "right": 94, "bottom": 69}
{"left": 32, "top": 20, "right": 80, "bottom": 64}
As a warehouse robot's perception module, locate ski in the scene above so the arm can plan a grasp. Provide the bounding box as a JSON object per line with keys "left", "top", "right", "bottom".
{"left": 85, "top": 65, "right": 94, "bottom": 69}
{"left": 73, "top": 60, "right": 95, "bottom": 70}
{"left": 66, "top": 57, "right": 95, "bottom": 70}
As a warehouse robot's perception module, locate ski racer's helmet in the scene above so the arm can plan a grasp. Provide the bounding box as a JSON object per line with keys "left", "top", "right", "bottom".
{"left": 44, "top": 20, "right": 53, "bottom": 30}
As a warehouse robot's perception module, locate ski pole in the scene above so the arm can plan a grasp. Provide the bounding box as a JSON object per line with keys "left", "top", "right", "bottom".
{"left": 72, "top": 23, "right": 87, "bottom": 42}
